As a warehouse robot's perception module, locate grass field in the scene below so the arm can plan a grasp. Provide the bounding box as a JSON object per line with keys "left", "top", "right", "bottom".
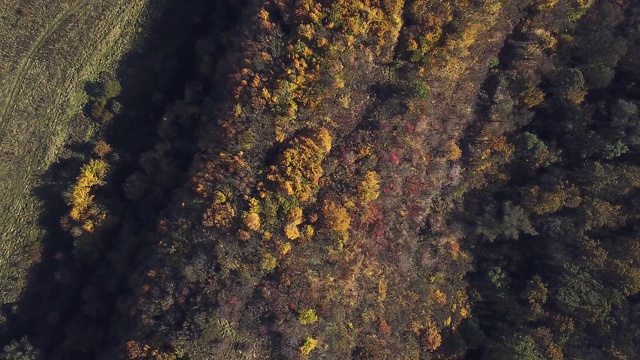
{"left": 0, "top": 0, "right": 150, "bottom": 309}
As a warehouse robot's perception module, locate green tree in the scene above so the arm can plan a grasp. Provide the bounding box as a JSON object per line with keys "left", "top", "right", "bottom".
{"left": 552, "top": 67, "right": 586, "bottom": 104}
{"left": 555, "top": 265, "right": 621, "bottom": 323}
{"left": 487, "top": 334, "right": 544, "bottom": 360}
{"left": 514, "top": 132, "right": 558, "bottom": 168}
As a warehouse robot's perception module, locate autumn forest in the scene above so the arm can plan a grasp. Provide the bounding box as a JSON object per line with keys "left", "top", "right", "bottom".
{"left": 2, "top": 0, "right": 640, "bottom": 359}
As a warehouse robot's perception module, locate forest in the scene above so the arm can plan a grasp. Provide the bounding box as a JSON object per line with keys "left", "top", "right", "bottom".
{"left": 1, "top": 0, "right": 640, "bottom": 359}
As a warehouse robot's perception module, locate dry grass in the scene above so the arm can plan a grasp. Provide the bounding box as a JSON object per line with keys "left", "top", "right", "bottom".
{"left": 0, "top": 0, "right": 150, "bottom": 307}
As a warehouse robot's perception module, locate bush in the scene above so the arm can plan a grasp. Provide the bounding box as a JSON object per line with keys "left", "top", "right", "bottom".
{"left": 93, "top": 140, "right": 112, "bottom": 158}
{"left": 299, "top": 337, "right": 318, "bottom": 355}
{"left": 411, "top": 80, "right": 431, "bottom": 99}
{"left": 109, "top": 99, "right": 123, "bottom": 114}
{"left": 298, "top": 309, "right": 319, "bottom": 325}
{"left": 103, "top": 79, "right": 122, "bottom": 99}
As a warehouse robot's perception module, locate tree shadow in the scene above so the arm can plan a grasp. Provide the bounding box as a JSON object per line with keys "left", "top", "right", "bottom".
{"left": 0, "top": 0, "right": 234, "bottom": 358}
{"left": 0, "top": 147, "right": 86, "bottom": 356}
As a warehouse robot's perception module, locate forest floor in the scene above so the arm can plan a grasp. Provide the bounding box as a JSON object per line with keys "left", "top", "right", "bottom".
{"left": 0, "top": 0, "right": 149, "bottom": 310}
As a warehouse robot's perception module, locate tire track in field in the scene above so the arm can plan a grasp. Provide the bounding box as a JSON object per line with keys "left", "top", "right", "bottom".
{"left": 47, "top": 0, "right": 148, "bottom": 120}
{"left": 0, "top": 0, "right": 89, "bottom": 129}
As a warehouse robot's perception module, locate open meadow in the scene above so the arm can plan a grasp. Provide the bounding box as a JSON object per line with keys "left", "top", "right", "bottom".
{"left": 0, "top": 0, "right": 150, "bottom": 311}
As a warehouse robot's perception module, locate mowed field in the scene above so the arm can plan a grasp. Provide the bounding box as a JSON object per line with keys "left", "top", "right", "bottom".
{"left": 0, "top": 0, "right": 149, "bottom": 307}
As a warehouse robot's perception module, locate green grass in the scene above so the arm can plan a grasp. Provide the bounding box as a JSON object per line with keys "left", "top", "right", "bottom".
{"left": 0, "top": 0, "right": 150, "bottom": 308}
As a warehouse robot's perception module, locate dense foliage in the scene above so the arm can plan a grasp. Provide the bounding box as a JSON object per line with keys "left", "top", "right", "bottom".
{"left": 458, "top": 1, "right": 640, "bottom": 358}
{"left": 2, "top": 0, "right": 640, "bottom": 359}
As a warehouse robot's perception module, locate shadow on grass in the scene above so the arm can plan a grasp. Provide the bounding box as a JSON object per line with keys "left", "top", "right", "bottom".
{"left": 0, "top": 0, "right": 241, "bottom": 358}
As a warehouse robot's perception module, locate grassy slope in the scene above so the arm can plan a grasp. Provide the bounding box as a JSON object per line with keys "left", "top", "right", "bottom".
{"left": 0, "top": 0, "right": 148, "bottom": 307}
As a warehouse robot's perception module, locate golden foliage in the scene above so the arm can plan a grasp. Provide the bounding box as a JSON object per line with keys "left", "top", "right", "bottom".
{"left": 378, "top": 279, "right": 387, "bottom": 301}
{"left": 447, "top": 141, "right": 463, "bottom": 161}
{"left": 460, "top": 306, "right": 469, "bottom": 319}
{"left": 304, "top": 225, "right": 315, "bottom": 237}
{"left": 282, "top": 206, "right": 304, "bottom": 239}
{"left": 243, "top": 212, "right": 261, "bottom": 231}
{"left": 279, "top": 181, "right": 295, "bottom": 196}
{"left": 261, "top": 253, "right": 278, "bottom": 273}
{"left": 203, "top": 203, "right": 235, "bottom": 228}
{"left": 475, "top": 135, "right": 515, "bottom": 174}
{"left": 257, "top": 8, "right": 275, "bottom": 30}
{"left": 547, "top": 343, "right": 563, "bottom": 360}
{"left": 267, "top": 127, "right": 332, "bottom": 203}
{"left": 566, "top": 86, "right": 586, "bottom": 104}
{"left": 288, "top": 207, "right": 303, "bottom": 225}
{"left": 522, "top": 84, "right": 545, "bottom": 109}
{"left": 313, "top": 127, "right": 332, "bottom": 152}
{"left": 526, "top": 276, "right": 549, "bottom": 319}
{"left": 581, "top": 237, "right": 607, "bottom": 270}
{"left": 284, "top": 223, "right": 301, "bottom": 240}
{"left": 298, "top": 309, "right": 319, "bottom": 325}
{"left": 248, "top": 197, "right": 261, "bottom": 213}
{"left": 213, "top": 191, "right": 227, "bottom": 204}
{"left": 358, "top": 171, "right": 380, "bottom": 203}
{"left": 432, "top": 289, "right": 447, "bottom": 305}
{"left": 423, "top": 321, "right": 442, "bottom": 351}
{"left": 522, "top": 183, "right": 581, "bottom": 215}
{"left": 533, "top": 29, "right": 558, "bottom": 50}
{"left": 79, "top": 159, "right": 108, "bottom": 187}
{"left": 299, "top": 336, "right": 318, "bottom": 356}
{"left": 279, "top": 242, "right": 292, "bottom": 256}
{"left": 238, "top": 230, "right": 251, "bottom": 241}
{"left": 65, "top": 159, "right": 109, "bottom": 235}
{"left": 322, "top": 201, "right": 351, "bottom": 232}
{"left": 586, "top": 199, "right": 624, "bottom": 229}
{"left": 126, "top": 341, "right": 177, "bottom": 360}
{"left": 538, "top": 0, "right": 559, "bottom": 10}
{"left": 449, "top": 239, "right": 461, "bottom": 258}
{"left": 569, "top": 0, "right": 595, "bottom": 21}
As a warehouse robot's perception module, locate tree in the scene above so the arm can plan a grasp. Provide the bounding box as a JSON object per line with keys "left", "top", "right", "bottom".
{"left": 476, "top": 201, "right": 536, "bottom": 241}
{"left": 243, "top": 212, "right": 261, "bottom": 231}
{"left": 552, "top": 67, "right": 586, "bottom": 104}
{"left": 358, "top": 171, "right": 380, "bottom": 203}
{"left": 423, "top": 320, "right": 442, "bottom": 352}
{"left": 514, "top": 132, "right": 558, "bottom": 169}
{"left": 298, "top": 309, "right": 319, "bottom": 325}
{"left": 1, "top": 337, "right": 39, "bottom": 360}
{"left": 322, "top": 201, "right": 351, "bottom": 232}
{"left": 555, "top": 265, "right": 620, "bottom": 323}
{"left": 299, "top": 337, "right": 318, "bottom": 355}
